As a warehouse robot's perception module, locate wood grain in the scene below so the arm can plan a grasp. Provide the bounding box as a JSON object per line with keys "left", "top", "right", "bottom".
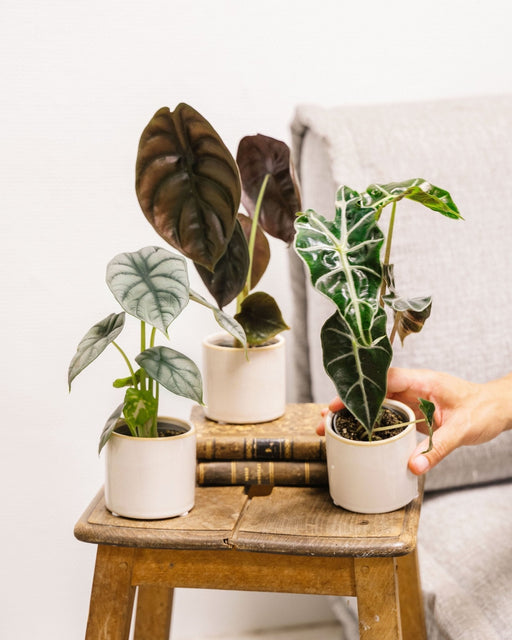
{"left": 133, "top": 585, "right": 173, "bottom": 640}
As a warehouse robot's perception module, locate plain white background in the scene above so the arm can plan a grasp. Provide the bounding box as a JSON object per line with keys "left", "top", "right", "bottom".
{"left": 2, "top": 0, "right": 512, "bottom": 637}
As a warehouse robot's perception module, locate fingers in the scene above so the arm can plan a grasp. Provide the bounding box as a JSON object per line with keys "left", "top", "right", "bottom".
{"left": 408, "top": 428, "right": 458, "bottom": 475}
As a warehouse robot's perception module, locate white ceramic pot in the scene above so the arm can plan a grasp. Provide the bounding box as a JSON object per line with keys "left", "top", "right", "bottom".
{"left": 202, "top": 332, "right": 286, "bottom": 423}
{"left": 104, "top": 417, "right": 196, "bottom": 519}
{"left": 325, "top": 399, "right": 418, "bottom": 514}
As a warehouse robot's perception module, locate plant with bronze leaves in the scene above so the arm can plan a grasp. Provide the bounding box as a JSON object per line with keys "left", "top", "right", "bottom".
{"left": 135, "top": 103, "right": 301, "bottom": 346}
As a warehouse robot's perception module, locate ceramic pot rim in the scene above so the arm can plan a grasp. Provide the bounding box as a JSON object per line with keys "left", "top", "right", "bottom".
{"left": 112, "top": 416, "right": 195, "bottom": 442}
{"left": 326, "top": 399, "right": 416, "bottom": 448}
{"left": 203, "top": 331, "right": 285, "bottom": 352}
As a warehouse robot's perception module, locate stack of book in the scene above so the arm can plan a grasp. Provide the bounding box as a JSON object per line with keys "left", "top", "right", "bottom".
{"left": 191, "top": 403, "right": 328, "bottom": 487}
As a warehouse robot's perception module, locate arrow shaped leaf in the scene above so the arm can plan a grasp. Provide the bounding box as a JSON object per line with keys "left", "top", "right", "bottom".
{"left": 68, "top": 312, "right": 125, "bottom": 389}
{"left": 189, "top": 289, "right": 247, "bottom": 348}
{"left": 234, "top": 291, "right": 289, "bottom": 347}
{"left": 321, "top": 309, "right": 392, "bottom": 435}
{"left": 364, "top": 179, "right": 462, "bottom": 219}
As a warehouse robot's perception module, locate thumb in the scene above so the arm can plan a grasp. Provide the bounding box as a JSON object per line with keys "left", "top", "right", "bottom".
{"left": 408, "top": 424, "right": 459, "bottom": 475}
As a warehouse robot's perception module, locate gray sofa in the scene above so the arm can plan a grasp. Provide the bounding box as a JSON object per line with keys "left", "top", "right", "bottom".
{"left": 289, "top": 95, "right": 512, "bottom": 639}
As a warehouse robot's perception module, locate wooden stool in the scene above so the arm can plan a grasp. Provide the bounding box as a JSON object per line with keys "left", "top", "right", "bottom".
{"left": 75, "top": 479, "right": 426, "bottom": 640}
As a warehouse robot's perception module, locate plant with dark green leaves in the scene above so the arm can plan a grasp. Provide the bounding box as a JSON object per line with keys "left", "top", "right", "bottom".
{"left": 68, "top": 246, "right": 245, "bottom": 452}
{"left": 135, "top": 103, "right": 301, "bottom": 346}
{"left": 294, "top": 179, "right": 462, "bottom": 441}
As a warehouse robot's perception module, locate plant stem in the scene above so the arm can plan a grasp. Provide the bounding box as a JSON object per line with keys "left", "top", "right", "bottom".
{"left": 372, "top": 417, "right": 425, "bottom": 433}
{"left": 140, "top": 321, "right": 147, "bottom": 392}
{"left": 112, "top": 341, "right": 137, "bottom": 388}
{"left": 379, "top": 201, "right": 397, "bottom": 306}
{"left": 151, "top": 383, "right": 160, "bottom": 437}
{"left": 389, "top": 310, "right": 402, "bottom": 346}
{"left": 237, "top": 173, "right": 271, "bottom": 312}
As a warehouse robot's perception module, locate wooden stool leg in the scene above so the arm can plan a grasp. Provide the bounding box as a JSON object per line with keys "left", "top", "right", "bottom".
{"left": 85, "top": 545, "right": 136, "bottom": 640}
{"left": 134, "top": 585, "right": 174, "bottom": 640}
{"left": 354, "top": 557, "right": 402, "bottom": 640}
{"left": 396, "top": 549, "right": 427, "bottom": 640}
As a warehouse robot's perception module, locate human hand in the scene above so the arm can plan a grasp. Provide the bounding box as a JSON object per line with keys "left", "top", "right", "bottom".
{"left": 318, "top": 367, "right": 512, "bottom": 475}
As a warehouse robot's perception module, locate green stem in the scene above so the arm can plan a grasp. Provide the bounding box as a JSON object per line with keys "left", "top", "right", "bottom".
{"left": 112, "top": 341, "right": 137, "bottom": 388}
{"left": 237, "top": 173, "right": 271, "bottom": 312}
{"left": 389, "top": 310, "right": 402, "bottom": 346}
{"left": 140, "top": 321, "right": 147, "bottom": 392}
{"left": 372, "top": 417, "right": 425, "bottom": 433}
{"left": 379, "top": 201, "right": 397, "bottom": 306}
{"left": 151, "top": 383, "right": 160, "bottom": 437}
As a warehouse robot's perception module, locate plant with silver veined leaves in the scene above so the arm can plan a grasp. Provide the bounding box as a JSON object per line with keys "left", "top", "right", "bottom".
{"left": 68, "top": 246, "right": 245, "bottom": 452}
{"left": 294, "top": 179, "right": 463, "bottom": 444}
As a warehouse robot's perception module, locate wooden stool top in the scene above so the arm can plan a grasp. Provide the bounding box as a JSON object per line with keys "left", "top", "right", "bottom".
{"left": 75, "top": 480, "right": 423, "bottom": 558}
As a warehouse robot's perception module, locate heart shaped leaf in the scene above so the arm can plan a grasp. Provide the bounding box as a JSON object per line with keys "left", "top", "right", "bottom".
{"left": 237, "top": 134, "right": 301, "bottom": 243}
{"left": 364, "top": 179, "right": 462, "bottom": 220}
{"left": 106, "top": 246, "right": 189, "bottom": 335}
{"left": 195, "top": 218, "right": 249, "bottom": 308}
{"left": 98, "top": 402, "right": 124, "bottom": 454}
{"left": 189, "top": 289, "right": 247, "bottom": 348}
{"left": 237, "top": 213, "right": 270, "bottom": 290}
{"left": 234, "top": 291, "right": 289, "bottom": 346}
{"left": 136, "top": 103, "right": 241, "bottom": 270}
{"left": 136, "top": 346, "right": 203, "bottom": 404}
{"left": 321, "top": 309, "right": 392, "bottom": 435}
{"left": 68, "top": 312, "right": 125, "bottom": 389}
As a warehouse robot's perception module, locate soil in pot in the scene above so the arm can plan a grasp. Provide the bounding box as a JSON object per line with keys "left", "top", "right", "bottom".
{"left": 332, "top": 406, "right": 408, "bottom": 442}
{"left": 115, "top": 422, "right": 189, "bottom": 438}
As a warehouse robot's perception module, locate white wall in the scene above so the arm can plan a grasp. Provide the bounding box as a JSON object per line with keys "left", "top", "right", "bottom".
{"left": 2, "top": 0, "right": 512, "bottom": 637}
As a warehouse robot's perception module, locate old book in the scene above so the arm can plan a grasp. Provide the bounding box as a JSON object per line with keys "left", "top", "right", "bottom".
{"left": 196, "top": 460, "right": 328, "bottom": 486}
{"left": 191, "top": 403, "right": 327, "bottom": 461}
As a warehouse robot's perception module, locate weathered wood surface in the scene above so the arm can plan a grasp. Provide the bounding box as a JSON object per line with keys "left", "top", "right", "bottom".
{"left": 75, "top": 479, "right": 423, "bottom": 557}
{"left": 397, "top": 549, "right": 428, "bottom": 640}
{"left": 133, "top": 584, "right": 173, "bottom": 640}
{"left": 74, "top": 486, "right": 249, "bottom": 549}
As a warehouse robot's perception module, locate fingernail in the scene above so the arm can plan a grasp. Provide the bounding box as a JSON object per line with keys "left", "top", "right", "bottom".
{"left": 412, "top": 455, "right": 430, "bottom": 474}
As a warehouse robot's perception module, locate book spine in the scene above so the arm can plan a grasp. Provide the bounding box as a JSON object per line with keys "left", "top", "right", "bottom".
{"left": 196, "top": 460, "right": 328, "bottom": 486}
{"left": 197, "top": 437, "right": 326, "bottom": 461}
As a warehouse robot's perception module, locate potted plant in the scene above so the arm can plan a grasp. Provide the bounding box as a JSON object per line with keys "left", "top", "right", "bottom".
{"left": 68, "top": 245, "right": 245, "bottom": 519}
{"left": 294, "top": 179, "right": 461, "bottom": 513}
{"left": 135, "top": 103, "right": 301, "bottom": 423}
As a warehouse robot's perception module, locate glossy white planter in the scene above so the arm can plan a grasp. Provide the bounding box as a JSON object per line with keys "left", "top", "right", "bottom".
{"left": 202, "top": 332, "right": 286, "bottom": 423}
{"left": 104, "top": 417, "right": 196, "bottom": 519}
{"left": 325, "top": 399, "right": 418, "bottom": 514}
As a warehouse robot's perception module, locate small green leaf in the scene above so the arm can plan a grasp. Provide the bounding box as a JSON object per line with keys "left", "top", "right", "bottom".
{"left": 189, "top": 289, "right": 247, "bottom": 348}
{"left": 113, "top": 369, "right": 144, "bottom": 388}
{"left": 123, "top": 388, "right": 158, "bottom": 437}
{"left": 106, "top": 246, "right": 189, "bottom": 335}
{"left": 98, "top": 403, "right": 124, "bottom": 454}
{"left": 234, "top": 291, "right": 289, "bottom": 346}
{"left": 419, "top": 398, "right": 435, "bottom": 454}
{"left": 68, "top": 312, "right": 125, "bottom": 389}
{"left": 364, "top": 179, "right": 462, "bottom": 220}
{"left": 136, "top": 346, "right": 203, "bottom": 404}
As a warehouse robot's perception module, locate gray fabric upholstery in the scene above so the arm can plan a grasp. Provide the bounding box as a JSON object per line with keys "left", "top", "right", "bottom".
{"left": 289, "top": 95, "right": 512, "bottom": 493}
{"left": 289, "top": 96, "right": 512, "bottom": 640}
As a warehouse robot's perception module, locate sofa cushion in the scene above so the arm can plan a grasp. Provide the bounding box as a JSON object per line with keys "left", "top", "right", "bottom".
{"left": 289, "top": 96, "right": 512, "bottom": 491}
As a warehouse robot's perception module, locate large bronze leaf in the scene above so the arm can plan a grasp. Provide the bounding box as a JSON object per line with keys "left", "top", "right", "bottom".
{"left": 136, "top": 103, "right": 241, "bottom": 271}
{"left": 195, "top": 219, "right": 249, "bottom": 308}
{"left": 236, "top": 134, "right": 301, "bottom": 243}
{"left": 234, "top": 292, "right": 289, "bottom": 346}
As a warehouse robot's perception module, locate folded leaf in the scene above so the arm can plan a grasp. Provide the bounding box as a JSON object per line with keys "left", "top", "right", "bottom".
{"left": 321, "top": 309, "right": 392, "bottom": 435}
{"left": 136, "top": 346, "right": 203, "bottom": 404}
{"left": 237, "top": 134, "right": 301, "bottom": 243}
{"left": 136, "top": 104, "right": 241, "bottom": 271}
{"left": 106, "top": 246, "right": 189, "bottom": 335}
{"left": 419, "top": 398, "right": 435, "bottom": 453}
{"left": 123, "top": 387, "right": 158, "bottom": 437}
{"left": 68, "top": 312, "right": 125, "bottom": 389}
{"left": 364, "top": 179, "right": 462, "bottom": 220}
{"left": 98, "top": 403, "right": 124, "bottom": 454}
{"left": 234, "top": 291, "right": 289, "bottom": 346}
{"left": 189, "top": 289, "right": 247, "bottom": 348}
